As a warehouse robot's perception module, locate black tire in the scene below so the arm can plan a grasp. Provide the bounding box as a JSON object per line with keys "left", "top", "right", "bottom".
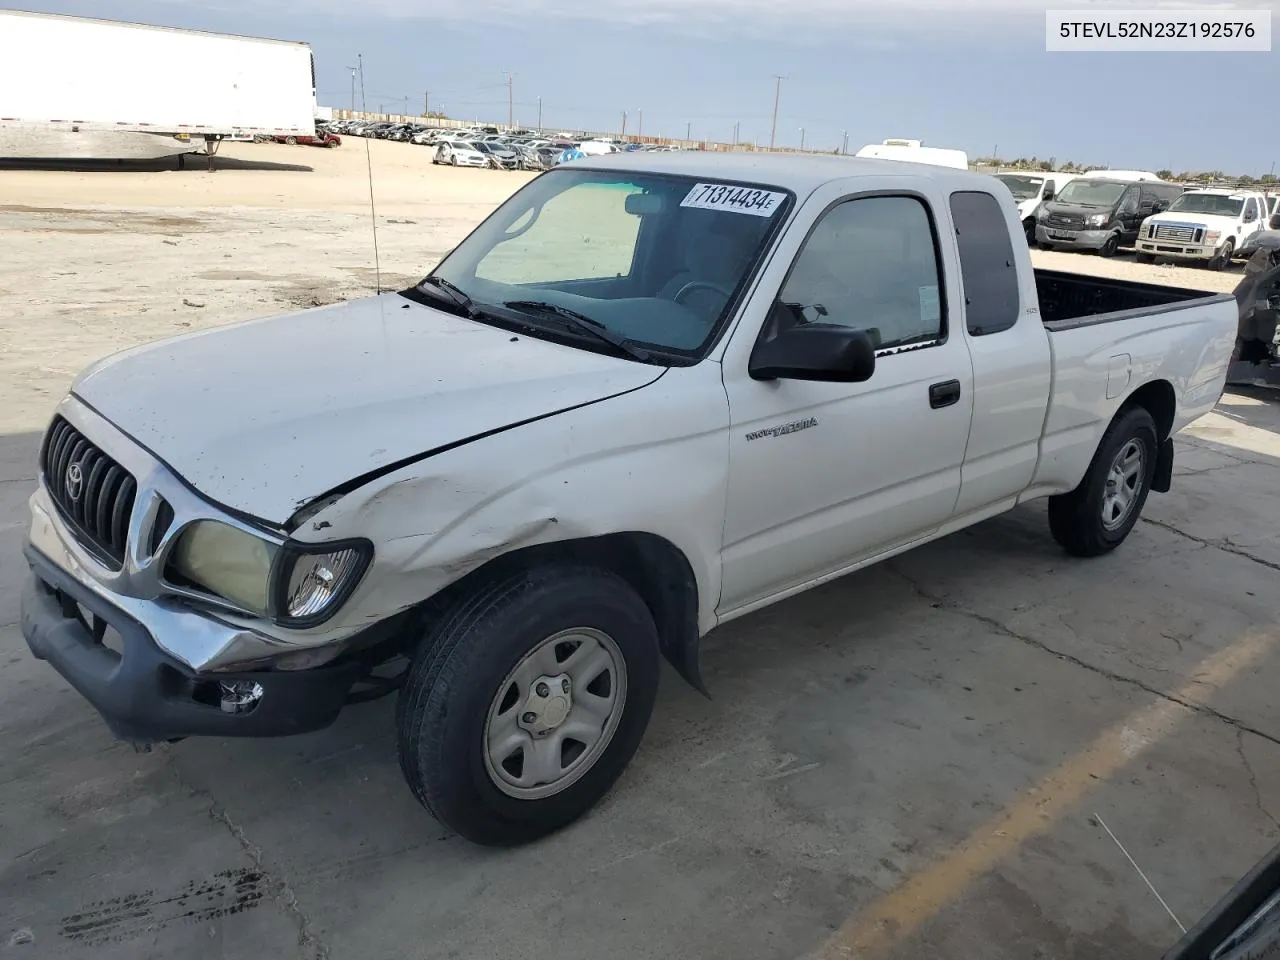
{"left": 1135, "top": 252, "right": 1153, "bottom": 264}
{"left": 1208, "top": 239, "right": 1235, "bottom": 271}
{"left": 1048, "top": 406, "right": 1158, "bottom": 557}
{"left": 1037, "top": 241, "right": 1056, "bottom": 252}
{"left": 396, "top": 566, "right": 660, "bottom": 846}
{"left": 285, "top": 136, "right": 297, "bottom": 145}
{"left": 1098, "top": 231, "right": 1120, "bottom": 257}
{"left": 1023, "top": 220, "right": 1036, "bottom": 244}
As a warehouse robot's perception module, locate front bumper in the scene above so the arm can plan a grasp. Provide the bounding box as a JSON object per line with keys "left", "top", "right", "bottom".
{"left": 1136, "top": 239, "right": 1218, "bottom": 260}
{"left": 1035, "top": 224, "right": 1113, "bottom": 250}
{"left": 21, "top": 544, "right": 364, "bottom": 743}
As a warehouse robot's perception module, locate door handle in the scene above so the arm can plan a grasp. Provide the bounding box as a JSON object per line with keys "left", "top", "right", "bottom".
{"left": 929, "top": 379, "right": 961, "bottom": 409}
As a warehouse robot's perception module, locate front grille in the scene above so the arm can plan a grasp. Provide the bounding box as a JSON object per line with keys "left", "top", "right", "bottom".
{"left": 1047, "top": 213, "right": 1084, "bottom": 229}
{"left": 41, "top": 416, "right": 137, "bottom": 569}
{"left": 1154, "top": 224, "right": 1197, "bottom": 243}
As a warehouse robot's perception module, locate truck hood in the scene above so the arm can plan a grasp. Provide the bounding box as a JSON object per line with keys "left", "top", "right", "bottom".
{"left": 72, "top": 293, "right": 664, "bottom": 524}
{"left": 1146, "top": 212, "right": 1242, "bottom": 230}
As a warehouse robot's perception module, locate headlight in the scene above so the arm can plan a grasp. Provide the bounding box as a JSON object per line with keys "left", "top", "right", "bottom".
{"left": 169, "top": 520, "right": 278, "bottom": 615}
{"left": 1087, "top": 214, "right": 1107, "bottom": 227}
{"left": 1036, "top": 208, "right": 1050, "bottom": 222}
{"left": 1206, "top": 230, "right": 1221, "bottom": 243}
{"left": 270, "top": 540, "right": 372, "bottom": 627}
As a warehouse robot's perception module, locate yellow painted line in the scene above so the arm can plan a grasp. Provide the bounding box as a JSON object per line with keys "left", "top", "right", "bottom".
{"left": 817, "top": 626, "right": 1276, "bottom": 960}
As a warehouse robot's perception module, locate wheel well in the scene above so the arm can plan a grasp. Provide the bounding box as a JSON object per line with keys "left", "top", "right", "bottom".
{"left": 1122, "top": 379, "right": 1176, "bottom": 441}
{"left": 417, "top": 532, "right": 704, "bottom": 692}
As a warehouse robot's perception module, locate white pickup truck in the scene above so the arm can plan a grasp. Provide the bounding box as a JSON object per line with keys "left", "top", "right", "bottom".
{"left": 21, "top": 154, "right": 1237, "bottom": 846}
{"left": 1137, "top": 188, "right": 1271, "bottom": 269}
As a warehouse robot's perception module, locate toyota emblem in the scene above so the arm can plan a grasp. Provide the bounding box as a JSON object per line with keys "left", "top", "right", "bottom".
{"left": 65, "top": 461, "right": 84, "bottom": 502}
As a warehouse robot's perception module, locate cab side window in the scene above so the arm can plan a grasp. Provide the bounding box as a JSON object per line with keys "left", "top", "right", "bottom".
{"left": 775, "top": 195, "right": 945, "bottom": 351}
{"left": 949, "top": 190, "right": 1020, "bottom": 336}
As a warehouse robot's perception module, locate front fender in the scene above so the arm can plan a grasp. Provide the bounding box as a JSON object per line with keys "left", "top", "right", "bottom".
{"left": 295, "top": 364, "right": 732, "bottom": 639}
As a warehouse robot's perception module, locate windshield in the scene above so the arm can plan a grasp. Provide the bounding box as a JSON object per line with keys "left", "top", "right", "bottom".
{"left": 1054, "top": 180, "right": 1127, "bottom": 206}
{"left": 1166, "top": 193, "right": 1245, "bottom": 217}
{"left": 997, "top": 175, "right": 1045, "bottom": 200}
{"left": 420, "top": 169, "right": 792, "bottom": 359}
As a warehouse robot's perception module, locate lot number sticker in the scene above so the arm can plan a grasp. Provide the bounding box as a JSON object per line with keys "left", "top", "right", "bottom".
{"left": 681, "top": 183, "right": 786, "bottom": 217}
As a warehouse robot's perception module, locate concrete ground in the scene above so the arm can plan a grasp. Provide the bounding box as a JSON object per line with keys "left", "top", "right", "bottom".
{"left": 2, "top": 142, "right": 1279, "bottom": 960}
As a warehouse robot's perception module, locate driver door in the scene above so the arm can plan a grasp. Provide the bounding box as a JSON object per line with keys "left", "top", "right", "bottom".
{"left": 717, "top": 182, "right": 974, "bottom": 614}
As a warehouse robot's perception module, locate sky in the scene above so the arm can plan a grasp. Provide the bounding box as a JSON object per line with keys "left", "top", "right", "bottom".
{"left": 14, "top": 0, "right": 1280, "bottom": 174}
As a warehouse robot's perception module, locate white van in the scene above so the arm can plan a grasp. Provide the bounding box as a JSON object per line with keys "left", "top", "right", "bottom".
{"left": 995, "top": 172, "right": 1077, "bottom": 243}
{"left": 854, "top": 139, "right": 968, "bottom": 170}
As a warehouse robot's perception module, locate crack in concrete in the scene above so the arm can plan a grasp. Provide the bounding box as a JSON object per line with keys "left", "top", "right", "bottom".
{"left": 168, "top": 759, "right": 331, "bottom": 960}
{"left": 1236, "top": 728, "right": 1280, "bottom": 836}
{"left": 887, "top": 564, "right": 1280, "bottom": 750}
{"left": 1140, "top": 517, "right": 1280, "bottom": 573}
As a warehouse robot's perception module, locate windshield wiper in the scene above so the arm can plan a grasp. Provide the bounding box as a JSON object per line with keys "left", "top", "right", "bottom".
{"left": 504, "top": 300, "right": 653, "bottom": 362}
{"left": 420, "top": 275, "right": 480, "bottom": 317}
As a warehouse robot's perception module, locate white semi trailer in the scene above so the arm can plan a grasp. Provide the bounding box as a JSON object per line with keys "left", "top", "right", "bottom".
{"left": 0, "top": 9, "right": 317, "bottom": 165}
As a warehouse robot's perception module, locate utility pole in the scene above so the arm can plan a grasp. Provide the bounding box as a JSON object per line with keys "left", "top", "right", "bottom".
{"left": 841, "top": 130, "right": 848, "bottom": 155}
{"left": 504, "top": 72, "right": 514, "bottom": 127}
{"left": 686, "top": 121, "right": 692, "bottom": 141}
{"left": 621, "top": 110, "right": 627, "bottom": 137}
{"left": 424, "top": 91, "right": 429, "bottom": 116}
{"left": 346, "top": 66, "right": 357, "bottom": 113}
{"left": 637, "top": 109, "right": 642, "bottom": 138}
{"left": 732, "top": 121, "right": 739, "bottom": 145}
{"left": 799, "top": 127, "right": 805, "bottom": 151}
{"left": 769, "top": 74, "right": 786, "bottom": 150}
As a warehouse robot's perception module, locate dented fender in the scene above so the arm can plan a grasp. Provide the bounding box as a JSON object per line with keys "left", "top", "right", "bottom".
{"left": 289, "top": 363, "right": 733, "bottom": 668}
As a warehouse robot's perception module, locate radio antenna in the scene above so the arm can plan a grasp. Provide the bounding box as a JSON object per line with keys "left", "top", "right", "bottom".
{"left": 357, "top": 53, "right": 382, "bottom": 294}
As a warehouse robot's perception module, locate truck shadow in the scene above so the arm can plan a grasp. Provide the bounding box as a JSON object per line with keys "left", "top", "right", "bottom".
{"left": 0, "top": 155, "right": 314, "bottom": 174}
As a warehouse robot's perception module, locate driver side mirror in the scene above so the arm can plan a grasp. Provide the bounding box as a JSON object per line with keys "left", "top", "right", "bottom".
{"left": 748, "top": 323, "right": 876, "bottom": 382}
{"left": 1041, "top": 184, "right": 1055, "bottom": 201}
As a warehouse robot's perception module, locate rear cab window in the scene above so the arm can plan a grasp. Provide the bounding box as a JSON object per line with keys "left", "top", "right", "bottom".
{"left": 949, "top": 191, "right": 1021, "bottom": 336}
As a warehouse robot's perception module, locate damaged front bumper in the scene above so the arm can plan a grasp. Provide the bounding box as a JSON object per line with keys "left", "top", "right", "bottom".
{"left": 21, "top": 544, "right": 364, "bottom": 743}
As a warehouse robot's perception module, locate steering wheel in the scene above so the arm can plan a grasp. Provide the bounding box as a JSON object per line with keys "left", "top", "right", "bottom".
{"left": 673, "top": 280, "right": 734, "bottom": 305}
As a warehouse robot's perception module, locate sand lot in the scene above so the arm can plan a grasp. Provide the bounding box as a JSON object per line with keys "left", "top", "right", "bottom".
{"left": 2, "top": 141, "right": 1278, "bottom": 960}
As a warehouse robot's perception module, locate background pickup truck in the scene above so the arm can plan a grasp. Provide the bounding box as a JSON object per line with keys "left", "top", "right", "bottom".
{"left": 20, "top": 154, "right": 1237, "bottom": 846}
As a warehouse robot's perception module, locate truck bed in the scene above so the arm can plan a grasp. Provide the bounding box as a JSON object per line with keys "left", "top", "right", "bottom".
{"left": 1035, "top": 269, "right": 1224, "bottom": 330}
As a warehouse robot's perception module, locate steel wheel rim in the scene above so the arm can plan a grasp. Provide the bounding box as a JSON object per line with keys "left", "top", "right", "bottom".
{"left": 482, "top": 627, "right": 628, "bottom": 800}
{"left": 1102, "top": 439, "right": 1145, "bottom": 531}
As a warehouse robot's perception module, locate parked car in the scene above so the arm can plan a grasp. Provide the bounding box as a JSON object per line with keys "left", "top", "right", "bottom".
{"left": 273, "top": 131, "right": 340, "bottom": 148}
{"left": 434, "top": 140, "right": 488, "bottom": 167}
{"left": 995, "top": 172, "right": 1076, "bottom": 243}
{"left": 1136, "top": 189, "right": 1271, "bottom": 269}
{"left": 1035, "top": 177, "right": 1183, "bottom": 256}
{"left": 474, "top": 140, "right": 520, "bottom": 170}
{"left": 20, "top": 155, "right": 1236, "bottom": 847}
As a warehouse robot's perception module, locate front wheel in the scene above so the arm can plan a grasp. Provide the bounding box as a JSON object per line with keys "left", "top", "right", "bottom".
{"left": 285, "top": 136, "right": 297, "bottom": 145}
{"left": 1208, "top": 239, "right": 1235, "bottom": 271}
{"left": 1098, "top": 231, "right": 1120, "bottom": 257}
{"left": 1048, "top": 406, "right": 1158, "bottom": 557}
{"left": 396, "top": 566, "right": 660, "bottom": 846}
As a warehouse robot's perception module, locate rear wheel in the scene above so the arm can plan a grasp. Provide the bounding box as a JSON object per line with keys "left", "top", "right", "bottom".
{"left": 1048, "top": 406, "right": 1158, "bottom": 557}
{"left": 285, "top": 136, "right": 297, "bottom": 145}
{"left": 396, "top": 566, "right": 660, "bottom": 846}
